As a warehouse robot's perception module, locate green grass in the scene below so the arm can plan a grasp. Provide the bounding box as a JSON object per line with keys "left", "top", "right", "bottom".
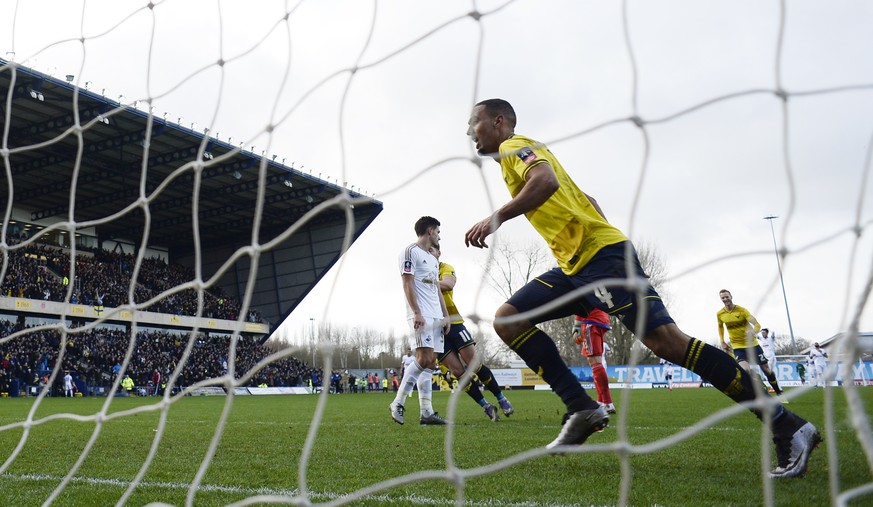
{"left": 0, "top": 387, "right": 871, "bottom": 506}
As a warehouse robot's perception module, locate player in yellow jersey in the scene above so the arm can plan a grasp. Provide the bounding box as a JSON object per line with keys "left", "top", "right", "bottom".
{"left": 431, "top": 246, "right": 513, "bottom": 421}
{"left": 464, "top": 99, "right": 819, "bottom": 477}
{"left": 717, "top": 289, "right": 785, "bottom": 398}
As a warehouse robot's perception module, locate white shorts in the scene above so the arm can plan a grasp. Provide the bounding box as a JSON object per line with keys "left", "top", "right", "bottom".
{"left": 409, "top": 317, "right": 444, "bottom": 354}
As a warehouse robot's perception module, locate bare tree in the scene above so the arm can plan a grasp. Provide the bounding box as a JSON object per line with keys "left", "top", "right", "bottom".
{"left": 467, "top": 323, "right": 518, "bottom": 368}
{"left": 775, "top": 333, "right": 811, "bottom": 356}
{"left": 477, "top": 239, "right": 556, "bottom": 365}
{"left": 309, "top": 323, "right": 394, "bottom": 370}
{"left": 542, "top": 316, "right": 585, "bottom": 366}
{"left": 384, "top": 330, "right": 399, "bottom": 365}
{"left": 483, "top": 240, "right": 553, "bottom": 300}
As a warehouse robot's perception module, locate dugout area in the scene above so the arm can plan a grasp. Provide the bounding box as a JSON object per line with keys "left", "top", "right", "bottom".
{"left": 0, "top": 58, "right": 383, "bottom": 333}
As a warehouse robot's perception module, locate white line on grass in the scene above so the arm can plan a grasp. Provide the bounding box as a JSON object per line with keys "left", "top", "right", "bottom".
{"left": 0, "top": 472, "right": 593, "bottom": 507}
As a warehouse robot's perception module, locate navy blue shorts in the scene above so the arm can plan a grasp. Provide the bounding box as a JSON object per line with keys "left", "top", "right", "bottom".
{"left": 733, "top": 344, "right": 769, "bottom": 365}
{"left": 506, "top": 241, "right": 674, "bottom": 335}
{"left": 438, "top": 323, "right": 475, "bottom": 362}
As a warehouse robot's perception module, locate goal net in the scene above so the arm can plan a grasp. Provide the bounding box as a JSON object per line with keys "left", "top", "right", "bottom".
{"left": 1, "top": 1, "right": 872, "bottom": 506}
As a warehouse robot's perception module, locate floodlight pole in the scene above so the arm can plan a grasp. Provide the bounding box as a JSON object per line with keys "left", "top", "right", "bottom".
{"left": 764, "top": 215, "right": 798, "bottom": 354}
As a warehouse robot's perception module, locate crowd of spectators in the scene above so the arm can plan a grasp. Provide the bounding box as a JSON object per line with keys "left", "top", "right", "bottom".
{"left": 0, "top": 238, "right": 304, "bottom": 396}
{"left": 0, "top": 319, "right": 317, "bottom": 395}
{"left": 1, "top": 239, "right": 262, "bottom": 323}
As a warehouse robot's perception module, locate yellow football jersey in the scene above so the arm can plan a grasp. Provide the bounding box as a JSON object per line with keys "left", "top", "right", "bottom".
{"left": 498, "top": 134, "right": 627, "bottom": 275}
{"left": 717, "top": 305, "right": 760, "bottom": 349}
{"left": 438, "top": 261, "right": 464, "bottom": 325}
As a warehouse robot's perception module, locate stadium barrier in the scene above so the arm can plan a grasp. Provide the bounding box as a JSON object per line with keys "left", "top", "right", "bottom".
{"left": 0, "top": 296, "right": 268, "bottom": 335}
{"left": 9, "top": 363, "right": 864, "bottom": 399}
{"left": 494, "top": 361, "right": 873, "bottom": 389}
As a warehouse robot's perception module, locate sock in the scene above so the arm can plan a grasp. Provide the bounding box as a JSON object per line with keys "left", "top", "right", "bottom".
{"left": 462, "top": 378, "right": 487, "bottom": 405}
{"left": 591, "top": 362, "right": 612, "bottom": 404}
{"left": 417, "top": 367, "right": 434, "bottom": 415}
{"left": 393, "top": 359, "right": 423, "bottom": 405}
{"left": 683, "top": 338, "right": 786, "bottom": 423}
{"left": 510, "top": 327, "right": 597, "bottom": 413}
{"left": 766, "top": 372, "right": 783, "bottom": 395}
{"left": 474, "top": 364, "right": 503, "bottom": 398}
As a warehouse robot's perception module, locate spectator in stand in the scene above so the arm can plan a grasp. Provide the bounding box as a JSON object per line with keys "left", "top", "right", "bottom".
{"left": 0, "top": 324, "right": 313, "bottom": 396}
{"left": 1, "top": 241, "right": 264, "bottom": 323}
{"left": 152, "top": 368, "right": 161, "bottom": 396}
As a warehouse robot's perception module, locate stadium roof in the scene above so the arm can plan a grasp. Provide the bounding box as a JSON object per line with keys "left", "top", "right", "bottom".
{"left": 807, "top": 332, "right": 873, "bottom": 355}
{"left": 0, "top": 58, "right": 383, "bottom": 333}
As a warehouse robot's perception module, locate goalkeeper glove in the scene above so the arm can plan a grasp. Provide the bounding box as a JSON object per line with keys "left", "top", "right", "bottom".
{"left": 572, "top": 317, "right": 583, "bottom": 344}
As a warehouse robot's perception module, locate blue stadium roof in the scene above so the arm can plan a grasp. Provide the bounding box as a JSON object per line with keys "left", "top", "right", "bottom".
{"left": 0, "top": 58, "right": 383, "bottom": 333}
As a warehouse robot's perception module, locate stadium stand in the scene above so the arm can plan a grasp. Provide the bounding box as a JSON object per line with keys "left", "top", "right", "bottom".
{"left": 0, "top": 319, "right": 317, "bottom": 397}
{"left": 0, "top": 57, "right": 381, "bottom": 397}
{"left": 1, "top": 237, "right": 260, "bottom": 322}
{"left": 0, "top": 56, "right": 383, "bottom": 332}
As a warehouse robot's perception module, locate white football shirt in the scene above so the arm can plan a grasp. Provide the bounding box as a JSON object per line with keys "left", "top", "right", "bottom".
{"left": 399, "top": 243, "right": 442, "bottom": 319}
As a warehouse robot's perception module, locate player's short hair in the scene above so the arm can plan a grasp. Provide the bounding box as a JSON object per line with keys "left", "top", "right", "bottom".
{"left": 475, "top": 98, "right": 517, "bottom": 129}
{"left": 719, "top": 289, "right": 731, "bottom": 296}
{"left": 414, "top": 216, "right": 440, "bottom": 237}
{"left": 762, "top": 328, "right": 769, "bottom": 333}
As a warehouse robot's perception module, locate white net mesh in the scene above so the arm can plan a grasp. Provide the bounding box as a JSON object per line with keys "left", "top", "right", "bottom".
{"left": 1, "top": 1, "right": 872, "bottom": 505}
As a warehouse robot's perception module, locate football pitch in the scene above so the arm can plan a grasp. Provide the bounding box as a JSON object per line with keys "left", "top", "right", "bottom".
{"left": 0, "top": 387, "right": 870, "bottom": 506}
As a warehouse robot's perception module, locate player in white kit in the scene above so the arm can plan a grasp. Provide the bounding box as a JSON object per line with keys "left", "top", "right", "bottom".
{"left": 809, "top": 343, "right": 829, "bottom": 388}
{"left": 63, "top": 371, "right": 74, "bottom": 397}
{"left": 389, "top": 216, "right": 450, "bottom": 425}
{"left": 660, "top": 359, "right": 675, "bottom": 390}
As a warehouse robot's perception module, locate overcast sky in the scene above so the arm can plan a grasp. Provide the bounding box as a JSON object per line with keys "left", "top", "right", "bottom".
{"left": 3, "top": 0, "right": 872, "bottom": 354}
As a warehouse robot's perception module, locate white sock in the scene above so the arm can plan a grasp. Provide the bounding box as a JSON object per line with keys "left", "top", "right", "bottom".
{"left": 393, "top": 360, "right": 424, "bottom": 405}
{"left": 417, "top": 367, "right": 434, "bottom": 416}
